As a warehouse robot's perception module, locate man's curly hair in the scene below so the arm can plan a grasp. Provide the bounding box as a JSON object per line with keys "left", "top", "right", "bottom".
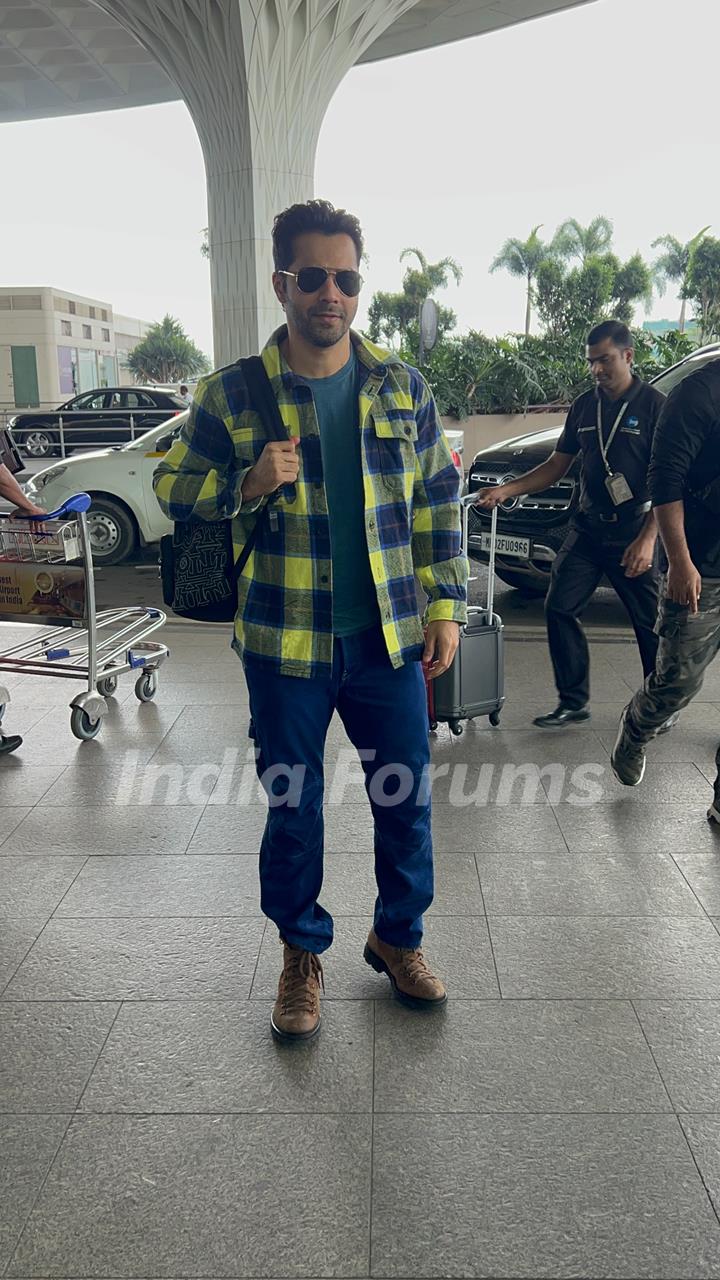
{"left": 272, "top": 199, "right": 364, "bottom": 271}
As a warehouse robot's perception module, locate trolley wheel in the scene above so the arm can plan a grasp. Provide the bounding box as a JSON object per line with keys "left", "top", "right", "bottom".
{"left": 135, "top": 671, "right": 158, "bottom": 702}
{"left": 429, "top": 720, "right": 439, "bottom": 733}
{"left": 449, "top": 719, "right": 464, "bottom": 737}
{"left": 97, "top": 675, "right": 118, "bottom": 697}
{"left": 70, "top": 707, "right": 102, "bottom": 741}
{"left": 489, "top": 710, "right": 501, "bottom": 727}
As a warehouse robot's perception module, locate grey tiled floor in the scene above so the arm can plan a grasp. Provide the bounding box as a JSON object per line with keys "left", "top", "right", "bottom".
{"left": 2, "top": 624, "right": 720, "bottom": 1278}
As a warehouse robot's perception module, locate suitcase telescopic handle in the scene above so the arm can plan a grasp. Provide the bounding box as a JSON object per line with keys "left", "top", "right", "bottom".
{"left": 461, "top": 493, "right": 497, "bottom": 624}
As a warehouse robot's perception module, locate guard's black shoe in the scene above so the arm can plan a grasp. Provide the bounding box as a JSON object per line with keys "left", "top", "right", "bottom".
{"left": 0, "top": 734, "right": 22, "bottom": 756}
{"left": 533, "top": 705, "right": 590, "bottom": 728}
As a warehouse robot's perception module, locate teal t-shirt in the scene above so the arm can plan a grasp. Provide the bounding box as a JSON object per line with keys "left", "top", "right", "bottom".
{"left": 301, "top": 352, "right": 380, "bottom": 637}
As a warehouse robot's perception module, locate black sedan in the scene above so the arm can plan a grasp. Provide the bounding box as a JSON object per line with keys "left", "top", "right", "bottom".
{"left": 8, "top": 387, "right": 186, "bottom": 459}
{"left": 467, "top": 343, "right": 720, "bottom": 595}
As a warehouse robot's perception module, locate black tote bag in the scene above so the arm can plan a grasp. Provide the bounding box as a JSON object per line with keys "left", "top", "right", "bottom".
{"left": 160, "top": 355, "right": 289, "bottom": 622}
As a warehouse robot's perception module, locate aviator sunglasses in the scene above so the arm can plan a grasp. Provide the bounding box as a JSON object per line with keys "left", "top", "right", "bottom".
{"left": 278, "top": 267, "right": 364, "bottom": 297}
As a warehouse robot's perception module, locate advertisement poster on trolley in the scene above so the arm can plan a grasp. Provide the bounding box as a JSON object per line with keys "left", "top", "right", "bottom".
{"left": 0, "top": 562, "right": 86, "bottom": 625}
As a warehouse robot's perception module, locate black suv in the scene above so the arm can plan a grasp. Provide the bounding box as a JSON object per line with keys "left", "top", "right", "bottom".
{"left": 467, "top": 343, "right": 720, "bottom": 595}
{"left": 8, "top": 387, "right": 186, "bottom": 459}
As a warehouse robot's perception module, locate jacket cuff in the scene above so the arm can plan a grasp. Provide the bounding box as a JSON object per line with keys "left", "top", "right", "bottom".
{"left": 425, "top": 599, "right": 468, "bottom": 625}
{"left": 231, "top": 467, "right": 266, "bottom": 516}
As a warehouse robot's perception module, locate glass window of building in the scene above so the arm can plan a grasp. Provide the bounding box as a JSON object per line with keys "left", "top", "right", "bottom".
{"left": 101, "top": 309, "right": 108, "bottom": 322}
{"left": 57, "top": 346, "right": 78, "bottom": 395}
{"left": 101, "top": 327, "right": 110, "bottom": 343}
{"left": 68, "top": 300, "right": 76, "bottom": 315}
{"left": 82, "top": 324, "right": 92, "bottom": 339}
{"left": 89, "top": 306, "right": 96, "bottom": 319}
{"left": 61, "top": 320, "right": 72, "bottom": 336}
{"left": 99, "top": 354, "right": 116, "bottom": 387}
{"left": 78, "top": 347, "right": 98, "bottom": 391}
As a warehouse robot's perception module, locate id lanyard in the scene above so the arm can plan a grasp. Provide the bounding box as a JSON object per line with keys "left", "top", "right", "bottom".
{"left": 596, "top": 398, "right": 628, "bottom": 477}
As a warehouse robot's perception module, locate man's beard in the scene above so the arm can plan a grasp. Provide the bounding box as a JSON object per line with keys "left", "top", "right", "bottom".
{"left": 287, "top": 302, "right": 350, "bottom": 349}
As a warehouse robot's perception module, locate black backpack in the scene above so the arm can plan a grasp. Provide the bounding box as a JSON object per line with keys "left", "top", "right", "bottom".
{"left": 159, "top": 356, "right": 288, "bottom": 622}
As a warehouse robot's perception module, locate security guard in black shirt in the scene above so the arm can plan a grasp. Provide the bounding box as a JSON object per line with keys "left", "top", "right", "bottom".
{"left": 476, "top": 320, "right": 666, "bottom": 726}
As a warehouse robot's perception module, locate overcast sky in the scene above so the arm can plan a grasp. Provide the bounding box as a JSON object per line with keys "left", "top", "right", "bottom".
{"left": 2, "top": 0, "right": 717, "bottom": 362}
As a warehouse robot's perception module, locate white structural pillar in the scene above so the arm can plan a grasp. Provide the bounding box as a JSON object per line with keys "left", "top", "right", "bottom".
{"left": 90, "top": 0, "right": 420, "bottom": 365}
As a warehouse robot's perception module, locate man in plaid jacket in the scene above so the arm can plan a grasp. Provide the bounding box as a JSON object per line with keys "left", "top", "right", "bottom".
{"left": 154, "top": 199, "right": 467, "bottom": 1041}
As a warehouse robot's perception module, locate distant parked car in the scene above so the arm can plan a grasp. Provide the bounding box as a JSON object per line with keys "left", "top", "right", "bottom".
{"left": 466, "top": 343, "right": 720, "bottom": 595}
{"left": 8, "top": 387, "right": 186, "bottom": 460}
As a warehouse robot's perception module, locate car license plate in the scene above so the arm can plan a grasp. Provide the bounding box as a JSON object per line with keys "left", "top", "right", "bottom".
{"left": 480, "top": 532, "right": 531, "bottom": 559}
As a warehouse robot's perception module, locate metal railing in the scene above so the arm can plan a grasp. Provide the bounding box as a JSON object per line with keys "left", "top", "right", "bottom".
{"left": 1, "top": 407, "right": 184, "bottom": 460}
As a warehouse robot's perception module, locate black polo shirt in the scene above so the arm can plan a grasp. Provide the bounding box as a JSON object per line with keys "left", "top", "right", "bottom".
{"left": 557, "top": 376, "right": 666, "bottom": 518}
{"left": 648, "top": 361, "right": 720, "bottom": 576}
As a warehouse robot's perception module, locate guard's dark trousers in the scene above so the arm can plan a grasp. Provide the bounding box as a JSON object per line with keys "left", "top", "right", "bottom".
{"left": 545, "top": 514, "right": 660, "bottom": 709}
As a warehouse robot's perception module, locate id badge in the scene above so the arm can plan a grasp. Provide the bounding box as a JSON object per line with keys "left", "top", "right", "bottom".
{"left": 605, "top": 472, "right": 634, "bottom": 506}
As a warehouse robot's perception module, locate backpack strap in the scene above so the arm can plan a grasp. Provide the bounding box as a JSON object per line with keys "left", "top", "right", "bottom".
{"left": 230, "top": 355, "right": 294, "bottom": 580}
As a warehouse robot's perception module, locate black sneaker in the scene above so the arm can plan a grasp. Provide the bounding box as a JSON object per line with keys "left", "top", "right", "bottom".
{"left": 533, "top": 705, "right": 591, "bottom": 728}
{"left": 611, "top": 710, "right": 646, "bottom": 787}
{"left": 0, "top": 734, "right": 22, "bottom": 756}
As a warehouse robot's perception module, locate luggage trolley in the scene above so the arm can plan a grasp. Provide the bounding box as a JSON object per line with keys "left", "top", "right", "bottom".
{"left": 0, "top": 493, "right": 169, "bottom": 741}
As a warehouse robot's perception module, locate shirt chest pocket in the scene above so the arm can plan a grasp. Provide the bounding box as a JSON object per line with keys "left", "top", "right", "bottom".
{"left": 370, "top": 415, "right": 417, "bottom": 484}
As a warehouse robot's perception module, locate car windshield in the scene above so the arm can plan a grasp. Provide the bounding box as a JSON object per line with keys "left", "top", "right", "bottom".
{"left": 121, "top": 413, "right": 188, "bottom": 451}
{"left": 653, "top": 347, "right": 720, "bottom": 398}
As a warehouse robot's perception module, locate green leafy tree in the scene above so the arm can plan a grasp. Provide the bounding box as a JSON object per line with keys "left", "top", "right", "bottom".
{"left": 606, "top": 252, "right": 654, "bottom": 324}
{"left": 552, "top": 215, "right": 614, "bottom": 264}
{"left": 683, "top": 235, "right": 720, "bottom": 342}
{"left": 651, "top": 227, "right": 710, "bottom": 331}
{"left": 535, "top": 252, "right": 652, "bottom": 339}
{"left": 126, "top": 315, "right": 211, "bottom": 383}
{"left": 489, "top": 225, "right": 555, "bottom": 336}
{"left": 367, "top": 248, "right": 462, "bottom": 356}
{"left": 535, "top": 256, "right": 615, "bottom": 340}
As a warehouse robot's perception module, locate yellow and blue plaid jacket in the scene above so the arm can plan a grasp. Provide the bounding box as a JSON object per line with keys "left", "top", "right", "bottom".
{"left": 153, "top": 327, "right": 468, "bottom": 677}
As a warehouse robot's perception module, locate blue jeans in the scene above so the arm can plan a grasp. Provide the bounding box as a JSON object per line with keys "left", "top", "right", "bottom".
{"left": 243, "top": 625, "right": 433, "bottom": 954}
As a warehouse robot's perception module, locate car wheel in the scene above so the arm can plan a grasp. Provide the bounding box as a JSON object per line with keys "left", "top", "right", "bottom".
{"left": 19, "top": 427, "right": 60, "bottom": 459}
{"left": 495, "top": 566, "right": 549, "bottom": 598}
{"left": 87, "top": 498, "right": 137, "bottom": 565}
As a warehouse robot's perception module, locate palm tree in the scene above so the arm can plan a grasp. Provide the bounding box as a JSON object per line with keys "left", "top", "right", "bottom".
{"left": 490, "top": 225, "right": 554, "bottom": 336}
{"left": 652, "top": 227, "right": 710, "bottom": 332}
{"left": 552, "top": 216, "right": 614, "bottom": 265}
{"left": 399, "top": 247, "right": 463, "bottom": 294}
{"left": 368, "top": 248, "right": 462, "bottom": 350}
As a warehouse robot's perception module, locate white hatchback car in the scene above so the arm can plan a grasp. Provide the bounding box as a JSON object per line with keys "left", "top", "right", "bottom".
{"left": 22, "top": 413, "right": 464, "bottom": 564}
{"left": 22, "top": 416, "right": 186, "bottom": 563}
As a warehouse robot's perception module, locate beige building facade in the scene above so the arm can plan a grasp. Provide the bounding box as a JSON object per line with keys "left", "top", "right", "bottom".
{"left": 0, "top": 287, "right": 152, "bottom": 410}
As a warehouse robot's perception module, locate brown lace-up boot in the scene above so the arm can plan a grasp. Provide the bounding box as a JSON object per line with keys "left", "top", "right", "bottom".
{"left": 271, "top": 940, "right": 324, "bottom": 1042}
{"left": 364, "top": 928, "right": 447, "bottom": 1009}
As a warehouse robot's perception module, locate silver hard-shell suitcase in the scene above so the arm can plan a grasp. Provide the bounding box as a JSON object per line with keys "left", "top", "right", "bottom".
{"left": 428, "top": 497, "right": 505, "bottom": 737}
